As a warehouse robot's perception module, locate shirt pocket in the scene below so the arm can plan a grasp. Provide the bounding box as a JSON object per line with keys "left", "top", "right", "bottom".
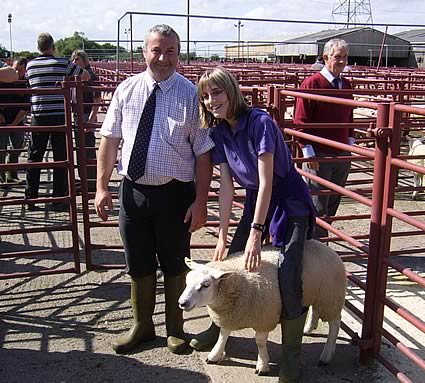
{"left": 164, "top": 116, "right": 189, "bottom": 146}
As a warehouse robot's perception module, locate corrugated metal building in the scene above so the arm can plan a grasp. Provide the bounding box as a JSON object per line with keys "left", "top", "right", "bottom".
{"left": 394, "top": 29, "right": 425, "bottom": 69}
{"left": 224, "top": 27, "right": 415, "bottom": 67}
{"left": 276, "top": 27, "right": 413, "bottom": 67}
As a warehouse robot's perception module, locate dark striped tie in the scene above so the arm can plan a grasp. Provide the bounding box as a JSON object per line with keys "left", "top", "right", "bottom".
{"left": 127, "top": 84, "right": 159, "bottom": 181}
{"left": 331, "top": 78, "right": 341, "bottom": 89}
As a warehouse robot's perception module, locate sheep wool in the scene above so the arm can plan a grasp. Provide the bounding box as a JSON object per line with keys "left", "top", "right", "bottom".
{"left": 204, "top": 240, "right": 346, "bottom": 331}
{"left": 206, "top": 252, "right": 281, "bottom": 332}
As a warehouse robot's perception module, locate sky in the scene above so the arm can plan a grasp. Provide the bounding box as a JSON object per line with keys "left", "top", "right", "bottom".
{"left": 1, "top": 0, "right": 425, "bottom": 55}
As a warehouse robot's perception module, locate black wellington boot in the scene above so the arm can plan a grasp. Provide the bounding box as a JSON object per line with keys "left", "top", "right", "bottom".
{"left": 279, "top": 310, "right": 308, "bottom": 383}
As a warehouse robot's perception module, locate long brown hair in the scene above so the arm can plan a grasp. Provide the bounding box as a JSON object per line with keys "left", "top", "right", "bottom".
{"left": 198, "top": 67, "right": 248, "bottom": 128}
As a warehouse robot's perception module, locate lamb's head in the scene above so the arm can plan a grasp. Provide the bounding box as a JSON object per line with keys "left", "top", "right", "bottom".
{"left": 178, "top": 258, "right": 233, "bottom": 311}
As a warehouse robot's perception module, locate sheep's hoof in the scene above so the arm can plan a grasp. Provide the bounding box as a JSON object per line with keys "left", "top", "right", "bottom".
{"left": 318, "top": 359, "right": 330, "bottom": 366}
{"left": 255, "top": 369, "right": 270, "bottom": 376}
{"left": 206, "top": 353, "right": 226, "bottom": 364}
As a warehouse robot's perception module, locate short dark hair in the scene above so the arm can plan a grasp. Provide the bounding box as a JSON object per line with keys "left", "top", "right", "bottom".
{"left": 144, "top": 24, "right": 181, "bottom": 54}
{"left": 37, "top": 33, "right": 54, "bottom": 53}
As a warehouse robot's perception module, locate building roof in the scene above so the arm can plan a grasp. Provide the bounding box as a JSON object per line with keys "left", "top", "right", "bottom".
{"left": 283, "top": 27, "right": 368, "bottom": 43}
{"left": 394, "top": 29, "right": 425, "bottom": 43}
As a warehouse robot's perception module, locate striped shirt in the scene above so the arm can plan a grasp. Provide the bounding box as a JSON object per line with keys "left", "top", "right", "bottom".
{"left": 26, "top": 55, "right": 84, "bottom": 116}
{"left": 100, "top": 71, "right": 215, "bottom": 185}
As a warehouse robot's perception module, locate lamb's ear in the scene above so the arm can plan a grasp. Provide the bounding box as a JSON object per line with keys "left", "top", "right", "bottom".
{"left": 209, "top": 269, "right": 234, "bottom": 280}
{"left": 185, "top": 258, "right": 204, "bottom": 271}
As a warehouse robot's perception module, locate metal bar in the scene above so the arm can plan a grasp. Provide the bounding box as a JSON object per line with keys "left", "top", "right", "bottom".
{"left": 360, "top": 103, "right": 390, "bottom": 363}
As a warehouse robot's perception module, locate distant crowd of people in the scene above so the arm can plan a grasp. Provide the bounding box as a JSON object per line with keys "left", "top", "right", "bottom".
{"left": 1, "top": 25, "right": 354, "bottom": 383}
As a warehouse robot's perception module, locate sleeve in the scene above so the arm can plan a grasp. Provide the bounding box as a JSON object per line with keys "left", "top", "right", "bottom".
{"left": 251, "top": 112, "right": 277, "bottom": 156}
{"left": 294, "top": 79, "right": 314, "bottom": 125}
{"left": 99, "top": 85, "right": 123, "bottom": 138}
{"left": 189, "top": 91, "right": 215, "bottom": 157}
{"left": 210, "top": 129, "right": 227, "bottom": 165}
{"left": 346, "top": 78, "right": 355, "bottom": 137}
{"left": 91, "top": 71, "right": 101, "bottom": 98}
{"left": 293, "top": 79, "right": 316, "bottom": 149}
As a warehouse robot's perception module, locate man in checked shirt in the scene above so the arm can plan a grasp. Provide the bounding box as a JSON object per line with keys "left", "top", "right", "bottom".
{"left": 95, "top": 24, "right": 214, "bottom": 355}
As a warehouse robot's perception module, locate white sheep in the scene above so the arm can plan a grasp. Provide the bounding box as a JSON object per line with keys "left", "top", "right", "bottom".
{"left": 179, "top": 239, "right": 347, "bottom": 375}
{"left": 407, "top": 136, "right": 425, "bottom": 199}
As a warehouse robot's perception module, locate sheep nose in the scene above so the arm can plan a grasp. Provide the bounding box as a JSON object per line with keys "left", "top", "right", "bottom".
{"left": 178, "top": 300, "right": 187, "bottom": 310}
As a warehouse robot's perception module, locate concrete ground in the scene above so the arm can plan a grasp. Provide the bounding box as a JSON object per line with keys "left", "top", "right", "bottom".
{"left": 0, "top": 167, "right": 424, "bottom": 383}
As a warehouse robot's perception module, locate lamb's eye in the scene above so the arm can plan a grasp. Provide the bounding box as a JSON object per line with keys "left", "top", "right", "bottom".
{"left": 201, "top": 282, "right": 210, "bottom": 289}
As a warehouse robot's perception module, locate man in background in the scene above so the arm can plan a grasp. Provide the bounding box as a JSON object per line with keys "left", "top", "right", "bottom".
{"left": 25, "top": 33, "right": 89, "bottom": 211}
{"left": 294, "top": 38, "right": 354, "bottom": 239}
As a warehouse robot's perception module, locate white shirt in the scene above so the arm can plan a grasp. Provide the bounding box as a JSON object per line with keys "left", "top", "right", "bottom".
{"left": 100, "top": 71, "right": 215, "bottom": 185}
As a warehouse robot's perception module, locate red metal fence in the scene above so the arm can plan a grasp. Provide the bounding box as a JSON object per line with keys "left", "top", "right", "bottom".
{"left": 0, "top": 69, "right": 424, "bottom": 381}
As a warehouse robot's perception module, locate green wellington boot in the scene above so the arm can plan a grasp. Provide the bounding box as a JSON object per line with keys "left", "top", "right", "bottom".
{"left": 164, "top": 273, "right": 188, "bottom": 354}
{"left": 189, "top": 322, "right": 220, "bottom": 351}
{"left": 279, "top": 310, "right": 308, "bottom": 383}
{"left": 112, "top": 274, "right": 157, "bottom": 354}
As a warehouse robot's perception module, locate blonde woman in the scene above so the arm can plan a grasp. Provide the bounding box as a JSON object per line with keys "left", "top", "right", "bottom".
{"left": 192, "top": 67, "right": 315, "bottom": 383}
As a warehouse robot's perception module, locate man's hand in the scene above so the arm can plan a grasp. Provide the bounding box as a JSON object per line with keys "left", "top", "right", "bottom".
{"left": 95, "top": 189, "right": 113, "bottom": 221}
{"left": 184, "top": 200, "right": 207, "bottom": 233}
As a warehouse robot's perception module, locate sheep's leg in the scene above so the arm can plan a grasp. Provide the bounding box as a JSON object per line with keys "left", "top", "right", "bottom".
{"left": 254, "top": 331, "right": 270, "bottom": 375}
{"left": 319, "top": 318, "right": 340, "bottom": 365}
{"left": 413, "top": 174, "right": 420, "bottom": 199}
{"left": 207, "top": 328, "right": 231, "bottom": 364}
{"left": 304, "top": 306, "right": 319, "bottom": 334}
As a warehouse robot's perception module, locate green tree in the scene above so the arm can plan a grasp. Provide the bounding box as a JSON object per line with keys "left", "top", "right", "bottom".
{"left": 54, "top": 32, "right": 126, "bottom": 60}
{"left": 55, "top": 32, "right": 96, "bottom": 57}
{"left": 13, "top": 50, "right": 38, "bottom": 60}
{"left": 0, "top": 44, "right": 11, "bottom": 59}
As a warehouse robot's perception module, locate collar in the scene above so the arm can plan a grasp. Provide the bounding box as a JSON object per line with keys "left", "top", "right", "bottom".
{"left": 215, "top": 109, "right": 250, "bottom": 138}
{"left": 144, "top": 71, "right": 177, "bottom": 93}
{"left": 320, "top": 66, "right": 341, "bottom": 84}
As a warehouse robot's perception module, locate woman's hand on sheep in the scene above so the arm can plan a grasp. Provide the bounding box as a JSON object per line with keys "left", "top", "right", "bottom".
{"left": 244, "top": 231, "right": 262, "bottom": 271}
{"left": 213, "top": 238, "right": 227, "bottom": 261}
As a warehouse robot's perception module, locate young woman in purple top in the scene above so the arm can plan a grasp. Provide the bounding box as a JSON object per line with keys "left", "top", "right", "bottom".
{"left": 190, "top": 67, "right": 315, "bottom": 383}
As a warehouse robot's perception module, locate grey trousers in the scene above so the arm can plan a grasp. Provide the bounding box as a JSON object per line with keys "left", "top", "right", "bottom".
{"left": 303, "top": 151, "right": 351, "bottom": 239}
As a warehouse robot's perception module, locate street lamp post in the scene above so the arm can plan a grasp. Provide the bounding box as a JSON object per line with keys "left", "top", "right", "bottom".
{"left": 7, "top": 13, "right": 12, "bottom": 58}
{"left": 234, "top": 20, "right": 244, "bottom": 61}
{"left": 124, "top": 28, "right": 131, "bottom": 54}
{"left": 368, "top": 49, "right": 372, "bottom": 66}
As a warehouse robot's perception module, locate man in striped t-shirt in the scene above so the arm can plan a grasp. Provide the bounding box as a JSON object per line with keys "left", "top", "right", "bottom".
{"left": 25, "top": 32, "right": 89, "bottom": 211}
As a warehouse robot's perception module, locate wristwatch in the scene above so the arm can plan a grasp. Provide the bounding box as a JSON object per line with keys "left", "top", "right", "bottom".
{"left": 251, "top": 222, "right": 266, "bottom": 232}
